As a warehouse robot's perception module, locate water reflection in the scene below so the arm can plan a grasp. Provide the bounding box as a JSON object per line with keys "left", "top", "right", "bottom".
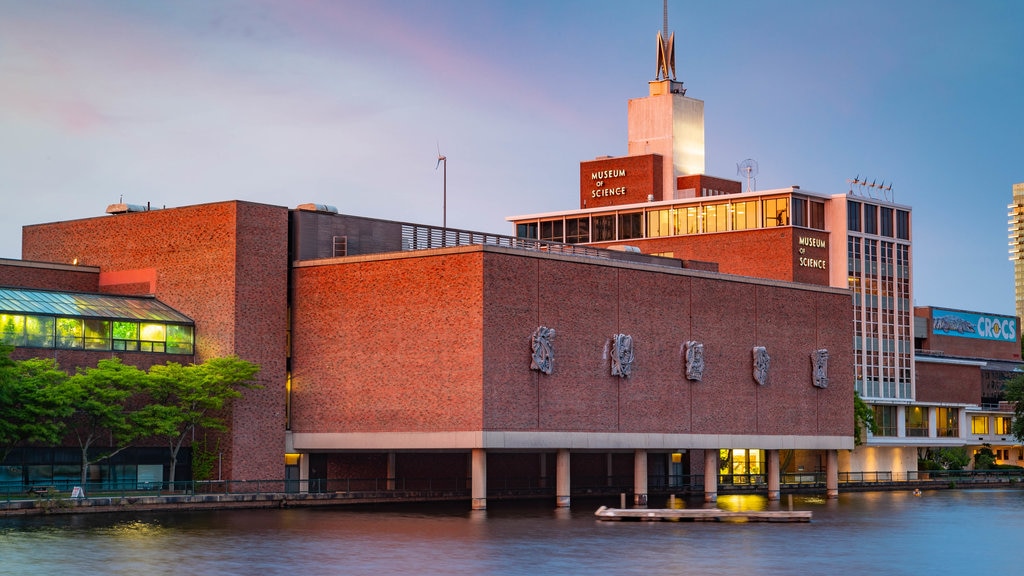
{"left": 2, "top": 490, "right": 1023, "bottom": 575}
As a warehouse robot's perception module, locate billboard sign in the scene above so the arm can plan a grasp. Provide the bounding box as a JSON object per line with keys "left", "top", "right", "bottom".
{"left": 932, "top": 309, "right": 1017, "bottom": 342}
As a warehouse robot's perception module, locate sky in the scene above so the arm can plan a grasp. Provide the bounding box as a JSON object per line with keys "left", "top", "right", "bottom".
{"left": 1, "top": 0, "right": 1022, "bottom": 316}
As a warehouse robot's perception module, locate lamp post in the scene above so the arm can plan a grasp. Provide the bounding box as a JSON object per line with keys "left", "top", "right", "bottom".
{"left": 436, "top": 152, "right": 447, "bottom": 245}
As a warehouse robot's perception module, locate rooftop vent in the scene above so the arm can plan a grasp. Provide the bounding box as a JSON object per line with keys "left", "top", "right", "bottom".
{"left": 105, "top": 203, "right": 150, "bottom": 214}
{"left": 296, "top": 203, "right": 338, "bottom": 214}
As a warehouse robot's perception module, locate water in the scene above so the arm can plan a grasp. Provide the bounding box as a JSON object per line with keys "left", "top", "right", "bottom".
{"left": 2, "top": 489, "right": 1022, "bottom": 575}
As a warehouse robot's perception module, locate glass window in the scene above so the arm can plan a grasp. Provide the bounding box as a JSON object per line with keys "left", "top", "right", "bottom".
{"left": 763, "top": 197, "right": 788, "bottom": 227}
{"left": 971, "top": 415, "right": 989, "bottom": 435}
{"left": 873, "top": 405, "right": 897, "bottom": 436}
{"left": 936, "top": 407, "right": 959, "bottom": 438}
{"left": 809, "top": 201, "right": 825, "bottom": 230}
{"left": 592, "top": 215, "right": 615, "bottom": 241}
{"left": 896, "top": 210, "right": 910, "bottom": 240}
{"left": 675, "top": 206, "right": 700, "bottom": 234}
{"left": 703, "top": 204, "right": 728, "bottom": 233}
{"left": 539, "top": 219, "right": 564, "bottom": 242}
{"left": 618, "top": 212, "right": 642, "bottom": 240}
{"left": 0, "top": 314, "right": 26, "bottom": 346}
{"left": 516, "top": 222, "right": 537, "bottom": 240}
{"left": 880, "top": 207, "right": 894, "bottom": 237}
{"left": 791, "top": 197, "right": 807, "bottom": 228}
{"left": 166, "top": 325, "right": 194, "bottom": 355}
{"left": 732, "top": 201, "right": 758, "bottom": 231}
{"left": 848, "top": 200, "right": 861, "bottom": 232}
{"left": 113, "top": 321, "right": 139, "bottom": 351}
{"left": 140, "top": 323, "right": 166, "bottom": 353}
{"left": 25, "top": 315, "right": 54, "bottom": 348}
{"left": 565, "top": 217, "right": 589, "bottom": 243}
{"left": 56, "top": 317, "right": 83, "bottom": 349}
{"left": 864, "top": 205, "right": 878, "bottom": 235}
{"left": 906, "top": 406, "right": 928, "bottom": 437}
{"left": 647, "top": 209, "right": 672, "bottom": 237}
{"left": 995, "top": 416, "right": 1012, "bottom": 435}
{"left": 83, "top": 319, "right": 111, "bottom": 351}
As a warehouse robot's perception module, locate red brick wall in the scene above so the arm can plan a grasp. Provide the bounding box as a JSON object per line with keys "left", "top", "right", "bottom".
{"left": 0, "top": 260, "right": 99, "bottom": 292}
{"left": 676, "top": 174, "right": 742, "bottom": 197}
{"left": 21, "top": 201, "right": 289, "bottom": 481}
{"left": 292, "top": 246, "right": 852, "bottom": 441}
{"left": 290, "top": 250, "right": 486, "bottom": 432}
{"left": 915, "top": 360, "right": 981, "bottom": 405}
{"left": 580, "top": 154, "right": 663, "bottom": 208}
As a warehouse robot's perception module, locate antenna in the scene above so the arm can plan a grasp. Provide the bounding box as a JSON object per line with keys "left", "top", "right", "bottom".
{"left": 736, "top": 159, "right": 759, "bottom": 193}
{"left": 436, "top": 143, "right": 447, "bottom": 231}
{"left": 655, "top": 0, "right": 676, "bottom": 82}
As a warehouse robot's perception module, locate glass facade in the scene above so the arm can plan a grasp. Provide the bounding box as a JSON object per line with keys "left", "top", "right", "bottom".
{"left": 0, "top": 288, "right": 194, "bottom": 355}
{"left": 848, "top": 200, "right": 913, "bottom": 401}
{"left": 1007, "top": 183, "right": 1024, "bottom": 322}
{"left": 515, "top": 194, "right": 824, "bottom": 244}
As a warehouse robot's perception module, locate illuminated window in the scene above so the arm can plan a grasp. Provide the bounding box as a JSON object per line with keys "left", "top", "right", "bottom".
{"left": 140, "top": 323, "right": 166, "bottom": 353}
{"left": 731, "top": 201, "right": 758, "bottom": 230}
{"left": 906, "top": 406, "right": 928, "bottom": 437}
{"left": 936, "top": 407, "right": 959, "bottom": 438}
{"left": 703, "top": 203, "right": 728, "bottom": 233}
{"left": 971, "top": 416, "right": 990, "bottom": 435}
{"left": 56, "top": 317, "right": 83, "bottom": 349}
{"left": 763, "top": 197, "right": 788, "bottom": 227}
{"left": 83, "top": 319, "right": 111, "bottom": 351}
{"left": 0, "top": 314, "right": 26, "bottom": 346}
{"left": 647, "top": 209, "right": 672, "bottom": 237}
{"left": 995, "top": 416, "right": 1012, "bottom": 435}
{"left": 674, "top": 206, "right": 700, "bottom": 234}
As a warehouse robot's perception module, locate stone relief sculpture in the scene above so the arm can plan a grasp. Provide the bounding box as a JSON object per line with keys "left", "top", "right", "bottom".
{"left": 752, "top": 346, "right": 770, "bottom": 386}
{"left": 611, "top": 334, "right": 634, "bottom": 378}
{"left": 530, "top": 326, "right": 556, "bottom": 375}
{"left": 684, "top": 340, "right": 704, "bottom": 381}
{"left": 812, "top": 349, "right": 829, "bottom": 388}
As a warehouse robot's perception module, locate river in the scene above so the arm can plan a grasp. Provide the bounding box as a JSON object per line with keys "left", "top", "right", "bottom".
{"left": 1, "top": 489, "right": 1022, "bottom": 575}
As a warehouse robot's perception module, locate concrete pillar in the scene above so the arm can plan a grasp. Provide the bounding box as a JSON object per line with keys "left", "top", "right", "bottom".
{"left": 826, "top": 449, "right": 839, "bottom": 499}
{"left": 386, "top": 451, "right": 396, "bottom": 491}
{"left": 704, "top": 449, "right": 718, "bottom": 503}
{"left": 556, "top": 448, "right": 571, "bottom": 508}
{"left": 767, "top": 449, "right": 780, "bottom": 501}
{"left": 633, "top": 450, "right": 648, "bottom": 508}
{"left": 299, "top": 453, "right": 309, "bottom": 494}
{"left": 471, "top": 448, "right": 487, "bottom": 510}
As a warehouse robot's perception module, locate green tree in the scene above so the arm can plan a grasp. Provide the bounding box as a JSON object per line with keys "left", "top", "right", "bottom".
{"left": 135, "top": 356, "right": 260, "bottom": 486}
{"left": 853, "top": 392, "right": 877, "bottom": 446}
{"left": 931, "top": 446, "right": 970, "bottom": 471}
{"left": 1005, "top": 374, "right": 1024, "bottom": 443}
{"left": 974, "top": 444, "right": 996, "bottom": 470}
{"left": 0, "top": 346, "right": 73, "bottom": 461}
{"left": 64, "top": 358, "right": 148, "bottom": 489}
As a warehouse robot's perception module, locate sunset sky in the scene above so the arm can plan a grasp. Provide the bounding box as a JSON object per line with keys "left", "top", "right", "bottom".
{"left": 2, "top": 0, "right": 1022, "bottom": 315}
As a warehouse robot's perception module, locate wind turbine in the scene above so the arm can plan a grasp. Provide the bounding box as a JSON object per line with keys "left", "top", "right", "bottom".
{"left": 436, "top": 144, "right": 447, "bottom": 232}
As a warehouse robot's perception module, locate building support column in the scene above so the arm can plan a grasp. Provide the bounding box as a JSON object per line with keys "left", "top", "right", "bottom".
{"left": 825, "top": 449, "right": 839, "bottom": 499}
{"left": 556, "top": 448, "right": 571, "bottom": 508}
{"left": 704, "top": 449, "right": 718, "bottom": 503}
{"left": 471, "top": 448, "right": 487, "bottom": 510}
{"left": 299, "top": 454, "right": 309, "bottom": 494}
{"left": 633, "top": 449, "right": 648, "bottom": 508}
{"left": 767, "top": 449, "right": 781, "bottom": 501}
{"left": 386, "top": 451, "right": 396, "bottom": 491}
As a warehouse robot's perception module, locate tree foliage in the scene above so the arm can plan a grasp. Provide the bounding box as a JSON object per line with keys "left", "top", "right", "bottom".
{"left": 0, "top": 346, "right": 73, "bottom": 461}
{"left": 64, "top": 358, "right": 149, "bottom": 487}
{"left": 853, "top": 391, "right": 876, "bottom": 446}
{"left": 134, "top": 356, "right": 260, "bottom": 485}
{"left": 1005, "top": 373, "right": 1024, "bottom": 443}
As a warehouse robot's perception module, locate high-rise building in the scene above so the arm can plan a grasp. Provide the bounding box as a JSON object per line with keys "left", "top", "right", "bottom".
{"left": 1007, "top": 182, "right": 1024, "bottom": 321}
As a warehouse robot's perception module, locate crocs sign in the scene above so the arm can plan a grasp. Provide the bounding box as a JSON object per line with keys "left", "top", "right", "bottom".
{"left": 932, "top": 309, "right": 1017, "bottom": 342}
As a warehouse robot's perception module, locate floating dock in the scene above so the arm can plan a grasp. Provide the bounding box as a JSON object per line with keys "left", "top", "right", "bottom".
{"left": 594, "top": 506, "right": 812, "bottom": 523}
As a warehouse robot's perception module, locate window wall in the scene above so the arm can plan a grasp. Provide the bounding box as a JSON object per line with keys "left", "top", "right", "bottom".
{"left": 0, "top": 313, "right": 194, "bottom": 355}
{"left": 905, "top": 406, "right": 928, "bottom": 437}
{"left": 937, "top": 407, "right": 959, "bottom": 438}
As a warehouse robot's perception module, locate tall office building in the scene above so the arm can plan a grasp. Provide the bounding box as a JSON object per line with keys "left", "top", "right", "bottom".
{"left": 1008, "top": 182, "right": 1024, "bottom": 322}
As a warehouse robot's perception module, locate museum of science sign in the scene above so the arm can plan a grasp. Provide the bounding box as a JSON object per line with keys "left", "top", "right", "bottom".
{"left": 932, "top": 309, "right": 1017, "bottom": 342}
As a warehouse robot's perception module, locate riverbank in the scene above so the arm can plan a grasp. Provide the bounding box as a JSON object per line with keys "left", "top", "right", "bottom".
{"left": 4, "top": 475, "right": 1022, "bottom": 517}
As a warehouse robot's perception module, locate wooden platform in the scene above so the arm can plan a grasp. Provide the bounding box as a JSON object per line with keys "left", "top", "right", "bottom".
{"left": 594, "top": 506, "right": 812, "bottom": 522}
